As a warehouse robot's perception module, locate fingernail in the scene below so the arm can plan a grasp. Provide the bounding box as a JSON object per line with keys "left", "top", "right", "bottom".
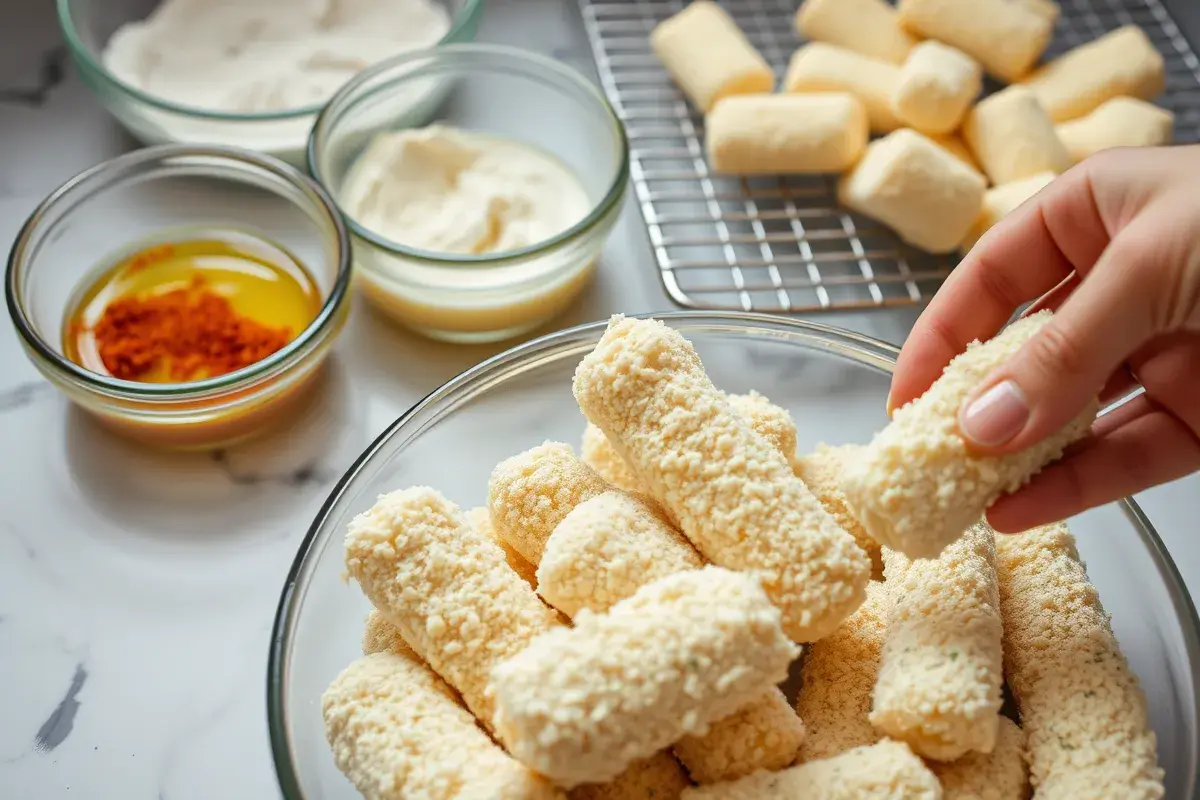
{"left": 960, "top": 380, "right": 1029, "bottom": 447}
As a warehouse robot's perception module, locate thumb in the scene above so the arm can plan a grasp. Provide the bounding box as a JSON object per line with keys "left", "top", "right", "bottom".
{"left": 956, "top": 214, "right": 1165, "bottom": 454}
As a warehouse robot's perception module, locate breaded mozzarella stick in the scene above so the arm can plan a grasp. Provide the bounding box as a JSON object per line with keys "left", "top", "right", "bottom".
{"left": 795, "top": 581, "right": 890, "bottom": 761}
{"left": 793, "top": 443, "right": 883, "bottom": 578}
{"left": 362, "top": 609, "right": 415, "bottom": 658}
{"left": 489, "top": 442, "right": 610, "bottom": 565}
{"left": 581, "top": 424, "right": 642, "bottom": 493}
{"left": 573, "top": 316, "right": 871, "bottom": 642}
{"left": 322, "top": 652, "right": 563, "bottom": 800}
{"left": 490, "top": 567, "right": 798, "bottom": 787}
{"left": 681, "top": 739, "right": 942, "bottom": 800}
{"left": 841, "top": 310, "right": 1098, "bottom": 559}
{"left": 673, "top": 689, "right": 806, "bottom": 785}
{"left": 467, "top": 505, "right": 538, "bottom": 588}
{"left": 931, "top": 717, "right": 1029, "bottom": 800}
{"left": 569, "top": 754, "right": 692, "bottom": 800}
{"left": 871, "top": 523, "right": 1004, "bottom": 761}
{"left": 995, "top": 523, "right": 1163, "bottom": 798}
{"left": 344, "top": 487, "right": 560, "bottom": 731}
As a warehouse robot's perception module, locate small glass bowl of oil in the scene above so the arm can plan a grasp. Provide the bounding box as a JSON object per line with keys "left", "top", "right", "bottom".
{"left": 6, "top": 144, "right": 351, "bottom": 449}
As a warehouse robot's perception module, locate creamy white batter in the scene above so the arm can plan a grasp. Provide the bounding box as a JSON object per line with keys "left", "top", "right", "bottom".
{"left": 102, "top": 0, "right": 450, "bottom": 113}
{"left": 341, "top": 125, "right": 592, "bottom": 255}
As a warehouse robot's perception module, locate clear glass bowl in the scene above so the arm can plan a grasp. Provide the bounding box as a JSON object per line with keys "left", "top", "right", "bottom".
{"left": 56, "top": 0, "right": 482, "bottom": 163}
{"left": 308, "top": 44, "right": 629, "bottom": 344}
{"left": 268, "top": 313, "right": 1200, "bottom": 798}
{"left": 6, "top": 144, "right": 352, "bottom": 449}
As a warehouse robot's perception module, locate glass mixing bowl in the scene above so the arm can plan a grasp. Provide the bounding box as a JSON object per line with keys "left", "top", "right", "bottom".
{"left": 268, "top": 313, "right": 1200, "bottom": 799}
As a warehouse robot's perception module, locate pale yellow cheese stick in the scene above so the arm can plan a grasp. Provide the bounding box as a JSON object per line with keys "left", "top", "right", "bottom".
{"left": 840, "top": 310, "right": 1098, "bottom": 559}
{"left": 963, "top": 86, "right": 1072, "bottom": 185}
{"left": 1023, "top": 25, "right": 1166, "bottom": 123}
{"left": 707, "top": 93, "right": 868, "bottom": 175}
{"left": 490, "top": 567, "right": 799, "bottom": 787}
{"left": 1055, "top": 96, "right": 1174, "bottom": 164}
{"left": 961, "top": 171, "right": 1056, "bottom": 253}
{"left": 573, "top": 316, "right": 871, "bottom": 642}
{"left": 795, "top": 581, "right": 890, "bottom": 761}
{"left": 871, "top": 523, "right": 1004, "bottom": 761}
{"left": 930, "top": 133, "right": 984, "bottom": 176}
{"left": 322, "top": 652, "right": 563, "bottom": 800}
{"left": 792, "top": 444, "right": 883, "bottom": 578}
{"left": 651, "top": 1, "right": 773, "bottom": 113}
{"left": 838, "top": 129, "right": 986, "bottom": 254}
{"left": 996, "top": 522, "right": 1163, "bottom": 798}
{"left": 682, "top": 740, "right": 942, "bottom": 800}
{"left": 795, "top": 0, "right": 917, "bottom": 65}
{"left": 1011, "top": 0, "right": 1060, "bottom": 23}
{"left": 893, "top": 41, "right": 982, "bottom": 136}
{"left": 784, "top": 43, "right": 903, "bottom": 133}
{"left": 931, "top": 717, "right": 1030, "bottom": 800}
{"left": 898, "top": 0, "right": 1052, "bottom": 82}
{"left": 344, "top": 487, "right": 560, "bottom": 731}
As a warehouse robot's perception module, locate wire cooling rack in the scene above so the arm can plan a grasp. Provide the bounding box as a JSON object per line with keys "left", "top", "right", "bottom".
{"left": 578, "top": 0, "right": 1200, "bottom": 312}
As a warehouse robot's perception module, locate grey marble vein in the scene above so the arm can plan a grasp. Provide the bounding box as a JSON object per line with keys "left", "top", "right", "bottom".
{"left": 0, "top": 46, "right": 67, "bottom": 108}
{"left": 34, "top": 663, "right": 87, "bottom": 753}
{"left": 209, "top": 449, "right": 336, "bottom": 488}
{"left": 0, "top": 381, "right": 50, "bottom": 413}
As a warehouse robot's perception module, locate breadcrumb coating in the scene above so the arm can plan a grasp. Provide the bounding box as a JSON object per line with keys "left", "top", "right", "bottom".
{"left": 322, "top": 652, "right": 562, "bottom": 800}
{"left": 362, "top": 609, "right": 415, "bottom": 658}
{"left": 793, "top": 443, "right": 884, "bottom": 578}
{"left": 536, "top": 490, "right": 704, "bottom": 617}
{"left": 931, "top": 716, "right": 1030, "bottom": 800}
{"left": 871, "top": 523, "right": 1004, "bottom": 761}
{"left": 467, "top": 505, "right": 538, "bottom": 589}
{"left": 995, "top": 523, "right": 1163, "bottom": 798}
{"left": 675, "top": 688, "right": 805, "bottom": 784}
{"left": 581, "top": 424, "right": 643, "bottom": 493}
{"left": 489, "top": 442, "right": 611, "bottom": 565}
{"left": 681, "top": 739, "right": 942, "bottom": 799}
{"left": 344, "top": 487, "right": 560, "bottom": 732}
{"left": 841, "top": 310, "right": 1098, "bottom": 559}
{"left": 726, "top": 391, "right": 798, "bottom": 458}
{"left": 795, "top": 581, "right": 890, "bottom": 762}
{"left": 572, "top": 316, "right": 870, "bottom": 642}
{"left": 569, "top": 753, "right": 693, "bottom": 800}
{"left": 490, "top": 566, "right": 799, "bottom": 787}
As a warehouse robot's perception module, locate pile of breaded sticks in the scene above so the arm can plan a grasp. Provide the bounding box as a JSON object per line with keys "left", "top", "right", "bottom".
{"left": 650, "top": 0, "right": 1173, "bottom": 255}
{"left": 323, "top": 311, "right": 1164, "bottom": 800}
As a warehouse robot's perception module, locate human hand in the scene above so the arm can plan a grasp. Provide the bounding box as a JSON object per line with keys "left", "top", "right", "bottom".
{"left": 888, "top": 146, "right": 1200, "bottom": 533}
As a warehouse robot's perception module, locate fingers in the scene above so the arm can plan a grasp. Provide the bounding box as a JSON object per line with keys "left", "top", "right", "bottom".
{"left": 986, "top": 396, "right": 1200, "bottom": 533}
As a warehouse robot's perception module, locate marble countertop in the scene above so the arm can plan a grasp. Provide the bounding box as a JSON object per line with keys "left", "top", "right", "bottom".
{"left": 1, "top": 2, "right": 1198, "bottom": 798}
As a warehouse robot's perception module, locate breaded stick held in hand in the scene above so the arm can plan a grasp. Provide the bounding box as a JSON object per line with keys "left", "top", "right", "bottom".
{"left": 322, "top": 652, "right": 562, "bottom": 800}
{"left": 682, "top": 739, "right": 942, "bottom": 800}
{"left": 490, "top": 567, "right": 799, "bottom": 787}
{"left": 795, "top": 581, "right": 890, "bottom": 761}
{"left": 931, "top": 717, "right": 1030, "bottom": 800}
{"left": 996, "top": 522, "right": 1163, "bottom": 798}
{"left": 841, "top": 310, "right": 1098, "bottom": 559}
{"left": 573, "top": 316, "right": 871, "bottom": 642}
{"left": 344, "top": 487, "right": 560, "bottom": 731}
{"left": 871, "top": 523, "right": 1004, "bottom": 761}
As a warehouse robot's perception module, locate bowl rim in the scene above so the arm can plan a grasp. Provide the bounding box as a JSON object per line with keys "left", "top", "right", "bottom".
{"left": 307, "top": 42, "right": 631, "bottom": 267}
{"left": 5, "top": 143, "right": 353, "bottom": 399}
{"left": 265, "top": 310, "right": 1200, "bottom": 800}
{"left": 55, "top": 0, "right": 483, "bottom": 122}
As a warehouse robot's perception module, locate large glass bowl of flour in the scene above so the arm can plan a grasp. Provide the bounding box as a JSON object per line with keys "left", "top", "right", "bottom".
{"left": 267, "top": 313, "right": 1200, "bottom": 799}
{"left": 56, "top": 0, "right": 482, "bottom": 162}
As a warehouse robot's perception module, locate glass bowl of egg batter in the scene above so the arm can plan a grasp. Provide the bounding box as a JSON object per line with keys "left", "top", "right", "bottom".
{"left": 56, "top": 0, "right": 482, "bottom": 163}
{"left": 308, "top": 43, "right": 630, "bottom": 344}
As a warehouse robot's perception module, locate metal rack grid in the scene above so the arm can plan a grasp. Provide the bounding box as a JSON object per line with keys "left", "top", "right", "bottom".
{"left": 579, "top": 0, "right": 1200, "bottom": 312}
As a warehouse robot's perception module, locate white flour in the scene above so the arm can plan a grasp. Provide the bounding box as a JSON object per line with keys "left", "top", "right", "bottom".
{"left": 103, "top": 0, "right": 451, "bottom": 113}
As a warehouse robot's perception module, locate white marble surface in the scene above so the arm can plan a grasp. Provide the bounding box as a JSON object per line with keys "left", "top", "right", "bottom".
{"left": 0, "top": 2, "right": 1198, "bottom": 798}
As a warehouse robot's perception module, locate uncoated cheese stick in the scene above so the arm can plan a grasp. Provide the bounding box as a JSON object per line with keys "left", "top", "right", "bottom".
{"left": 840, "top": 310, "right": 1098, "bottom": 559}
{"left": 682, "top": 740, "right": 942, "bottom": 800}
{"left": 893, "top": 41, "right": 982, "bottom": 136}
{"left": 898, "top": 0, "right": 1053, "bottom": 82}
{"left": 963, "top": 86, "right": 1072, "bottom": 185}
{"left": 572, "top": 316, "right": 871, "bottom": 642}
{"left": 871, "top": 523, "right": 1005, "bottom": 761}
{"left": 784, "top": 43, "right": 903, "bottom": 133}
{"left": 344, "top": 487, "right": 560, "bottom": 732}
{"left": 651, "top": 0, "right": 773, "bottom": 113}
{"left": 1055, "top": 96, "right": 1174, "bottom": 164}
{"left": 995, "top": 522, "right": 1163, "bottom": 798}
{"left": 794, "top": 0, "right": 917, "bottom": 65}
{"left": 490, "top": 566, "right": 799, "bottom": 787}
{"left": 1022, "top": 25, "right": 1166, "bottom": 123}
{"left": 930, "top": 717, "right": 1030, "bottom": 800}
{"left": 322, "top": 652, "right": 563, "bottom": 800}
{"left": 706, "top": 93, "right": 868, "bottom": 175}
{"left": 961, "top": 171, "right": 1056, "bottom": 253}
